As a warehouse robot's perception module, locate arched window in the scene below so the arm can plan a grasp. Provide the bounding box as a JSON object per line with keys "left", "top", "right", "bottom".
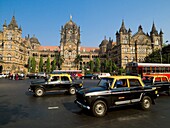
{"left": 155, "top": 39, "right": 159, "bottom": 45}
{"left": 124, "top": 56, "right": 128, "bottom": 64}
{"left": 7, "top": 53, "right": 12, "bottom": 61}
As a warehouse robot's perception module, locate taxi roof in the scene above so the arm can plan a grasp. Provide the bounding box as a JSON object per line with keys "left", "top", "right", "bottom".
{"left": 49, "top": 73, "right": 71, "bottom": 77}
{"left": 106, "top": 75, "right": 141, "bottom": 79}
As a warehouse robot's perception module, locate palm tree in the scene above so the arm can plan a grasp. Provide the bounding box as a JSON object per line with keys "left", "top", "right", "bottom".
{"left": 74, "top": 54, "right": 82, "bottom": 70}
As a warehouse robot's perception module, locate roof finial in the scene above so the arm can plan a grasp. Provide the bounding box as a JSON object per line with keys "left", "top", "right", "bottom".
{"left": 70, "top": 14, "right": 72, "bottom": 21}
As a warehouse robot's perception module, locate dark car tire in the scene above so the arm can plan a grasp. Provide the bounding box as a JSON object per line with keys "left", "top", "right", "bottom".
{"left": 35, "top": 88, "right": 44, "bottom": 97}
{"left": 69, "top": 87, "right": 76, "bottom": 95}
{"left": 92, "top": 100, "right": 107, "bottom": 117}
{"left": 140, "top": 96, "right": 152, "bottom": 110}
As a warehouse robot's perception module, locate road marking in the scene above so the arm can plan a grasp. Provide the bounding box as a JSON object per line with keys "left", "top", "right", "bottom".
{"left": 48, "top": 106, "right": 59, "bottom": 110}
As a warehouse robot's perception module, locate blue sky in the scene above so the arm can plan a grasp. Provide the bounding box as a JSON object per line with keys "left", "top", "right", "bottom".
{"left": 0, "top": 0, "right": 170, "bottom": 47}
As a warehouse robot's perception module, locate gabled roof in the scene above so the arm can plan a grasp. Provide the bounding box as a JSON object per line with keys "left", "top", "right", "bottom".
{"left": 80, "top": 46, "right": 99, "bottom": 52}
{"left": 38, "top": 46, "right": 60, "bottom": 52}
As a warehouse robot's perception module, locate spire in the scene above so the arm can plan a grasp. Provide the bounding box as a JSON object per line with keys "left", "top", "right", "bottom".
{"left": 19, "top": 25, "right": 22, "bottom": 31}
{"left": 3, "top": 20, "right": 7, "bottom": 27}
{"left": 138, "top": 25, "right": 143, "bottom": 32}
{"left": 70, "top": 14, "right": 72, "bottom": 21}
{"left": 151, "top": 22, "right": 156, "bottom": 32}
{"left": 8, "top": 16, "right": 18, "bottom": 29}
{"left": 150, "top": 21, "right": 158, "bottom": 35}
{"left": 159, "top": 29, "right": 163, "bottom": 35}
{"left": 119, "top": 19, "right": 127, "bottom": 33}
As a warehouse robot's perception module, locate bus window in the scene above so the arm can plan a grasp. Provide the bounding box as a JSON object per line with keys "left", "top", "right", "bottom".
{"left": 161, "top": 67, "right": 165, "bottom": 72}
{"left": 151, "top": 67, "right": 155, "bottom": 73}
{"left": 155, "top": 77, "right": 161, "bottom": 82}
{"left": 162, "top": 77, "right": 168, "bottom": 82}
{"left": 156, "top": 67, "right": 159, "bottom": 73}
{"left": 147, "top": 67, "right": 150, "bottom": 73}
{"left": 165, "top": 67, "right": 168, "bottom": 72}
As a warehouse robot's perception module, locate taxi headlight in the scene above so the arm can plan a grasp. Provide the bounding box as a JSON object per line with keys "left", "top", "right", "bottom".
{"left": 155, "top": 90, "right": 158, "bottom": 94}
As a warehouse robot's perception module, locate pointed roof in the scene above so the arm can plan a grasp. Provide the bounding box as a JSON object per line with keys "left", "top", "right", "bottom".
{"left": 3, "top": 20, "right": 7, "bottom": 27}
{"left": 119, "top": 19, "right": 127, "bottom": 33}
{"left": 8, "top": 16, "right": 18, "bottom": 29}
{"left": 64, "top": 16, "right": 77, "bottom": 29}
{"left": 150, "top": 22, "right": 158, "bottom": 35}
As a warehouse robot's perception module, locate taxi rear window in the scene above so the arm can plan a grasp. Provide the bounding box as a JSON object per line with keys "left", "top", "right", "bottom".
{"left": 129, "top": 79, "right": 141, "bottom": 87}
{"left": 162, "top": 77, "right": 168, "bottom": 82}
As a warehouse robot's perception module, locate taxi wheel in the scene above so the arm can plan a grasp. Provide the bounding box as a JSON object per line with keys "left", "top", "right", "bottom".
{"left": 141, "top": 96, "right": 152, "bottom": 110}
{"left": 69, "top": 87, "right": 76, "bottom": 95}
{"left": 92, "top": 100, "right": 107, "bottom": 117}
{"left": 35, "top": 88, "right": 44, "bottom": 97}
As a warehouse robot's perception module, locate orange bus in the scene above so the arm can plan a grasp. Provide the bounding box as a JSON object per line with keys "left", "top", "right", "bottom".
{"left": 126, "top": 62, "right": 170, "bottom": 79}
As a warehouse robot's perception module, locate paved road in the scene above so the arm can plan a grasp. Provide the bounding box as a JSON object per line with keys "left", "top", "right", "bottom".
{"left": 0, "top": 78, "right": 170, "bottom": 128}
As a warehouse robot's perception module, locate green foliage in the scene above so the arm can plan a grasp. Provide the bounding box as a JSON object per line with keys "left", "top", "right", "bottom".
{"left": 31, "top": 57, "right": 36, "bottom": 73}
{"left": 57, "top": 54, "right": 64, "bottom": 70}
{"left": 51, "top": 57, "right": 57, "bottom": 72}
{"left": 39, "top": 57, "right": 43, "bottom": 72}
{"left": 89, "top": 60, "right": 94, "bottom": 73}
{"left": 74, "top": 54, "right": 82, "bottom": 70}
{"left": 46, "top": 57, "right": 51, "bottom": 73}
{"left": 95, "top": 58, "right": 101, "bottom": 72}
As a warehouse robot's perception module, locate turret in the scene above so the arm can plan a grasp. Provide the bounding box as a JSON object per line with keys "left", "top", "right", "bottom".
{"left": 3, "top": 20, "right": 7, "bottom": 31}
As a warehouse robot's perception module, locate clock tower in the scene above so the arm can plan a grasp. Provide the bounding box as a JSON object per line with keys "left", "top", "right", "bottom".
{"left": 60, "top": 16, "right": 81, "bottom": 70}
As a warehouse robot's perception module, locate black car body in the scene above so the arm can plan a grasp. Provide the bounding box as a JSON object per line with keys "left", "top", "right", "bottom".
{"left": 80, "top": 74, "right": 98, "bottom": 79}
{"left": 142, "top": 75, "right": 170, "bottom": 95}
{"left": 28, "top": 74, "right": 83, "bottom": 97}
{"left": 75, "top": 76, "right": 158, "bottom": 117}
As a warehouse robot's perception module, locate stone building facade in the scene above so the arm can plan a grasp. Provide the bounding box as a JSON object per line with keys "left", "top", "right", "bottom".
{"left": 0, "top": 16, "right": 163, "bottom": 74}
{"left": 113, "top": 20, "right": 163, "bottom": 68}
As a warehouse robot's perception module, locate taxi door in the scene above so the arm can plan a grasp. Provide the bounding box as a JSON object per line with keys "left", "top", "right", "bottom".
{"left": 128, "top": 79, "right": 143, "bottom": 103}
{"left": 111, "top": 79, "right": 131, "bottom": 106}
{"left": 60, "top": 76, "right": 72, "bottom": 90}
{"left": 45, "top": 76, "right": 60, "bottom": 91}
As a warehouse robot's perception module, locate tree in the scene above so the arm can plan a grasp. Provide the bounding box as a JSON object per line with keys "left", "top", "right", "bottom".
{"left": 51, "top": 57, "right": 57, "bottom": 72}
{"left": 46, "top": 57, "right": 51, "bottom": 73}
{"left": 89, "top": 60, "right": 94, "bottom": 73}
{"left": 39, "top": 57, "right": 43, "bottom": 72}
{"left": 108, "top": 60, "right": 113, "bottom": 73}
{"left": 31, "top": 57, "right": 36, "bottom": 73}
{"left": 28, "top": 57, "right": 32, "bottom": 72}
{"left": 144, "top": 49, "right": 161, "bottom": 63}
{"left": 95, "top": 58, "right": 101, "bottom": 72}
{"left": 57, "top": 54, "right": 64, "bottom": 70}
{"left": 74, "top": 54, "right": 82, "bottom": 70}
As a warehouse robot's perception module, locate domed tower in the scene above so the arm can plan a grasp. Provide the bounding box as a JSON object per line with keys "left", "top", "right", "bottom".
{"left": 99, "top": 36, "right": 109, "bottom": 54}
{"left": 30, "top": 35, "right": 40, "bottom": 49}
{"left": 60, "top": 16, "right": 81, "bottom": 70}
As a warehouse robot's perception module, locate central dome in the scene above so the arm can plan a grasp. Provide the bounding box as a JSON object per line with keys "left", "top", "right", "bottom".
{"left": 64, "top": 16, "right": 78, "bottom": 29}
{"left": 30, "top": 36, "right": 40, "bottom": 44}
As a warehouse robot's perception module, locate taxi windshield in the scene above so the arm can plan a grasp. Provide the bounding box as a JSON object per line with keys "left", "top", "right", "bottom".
{"left": 97, "top": 78, "right": 114, "bottom": 88}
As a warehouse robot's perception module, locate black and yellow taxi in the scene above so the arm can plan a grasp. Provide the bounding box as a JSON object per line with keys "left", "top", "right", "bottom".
{"left": 75, "top": 76, "right": 158, "bottom": 117}
{"left": 28, "top": 74, "right": 83, "bottom": 97}
{"left": 142, "top": 75, "right": 170, "bottom": 95}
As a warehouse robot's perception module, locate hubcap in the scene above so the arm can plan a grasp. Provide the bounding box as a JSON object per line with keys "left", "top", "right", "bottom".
{"left": 70, "top": 88, "right": 75, "bottom": 94}
{"left": 95, "top": 103, "right": 105, "bottom": 115}
{"left": 144, "top": 99, "right": 150, "bottom": 108}
{"left": 37, "top": 89, "right": 43, "bottom": 96}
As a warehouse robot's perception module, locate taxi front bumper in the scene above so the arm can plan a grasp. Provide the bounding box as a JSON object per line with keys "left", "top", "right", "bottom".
{"left": 74, "top": 100, "right": 90, "bottom": 110}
